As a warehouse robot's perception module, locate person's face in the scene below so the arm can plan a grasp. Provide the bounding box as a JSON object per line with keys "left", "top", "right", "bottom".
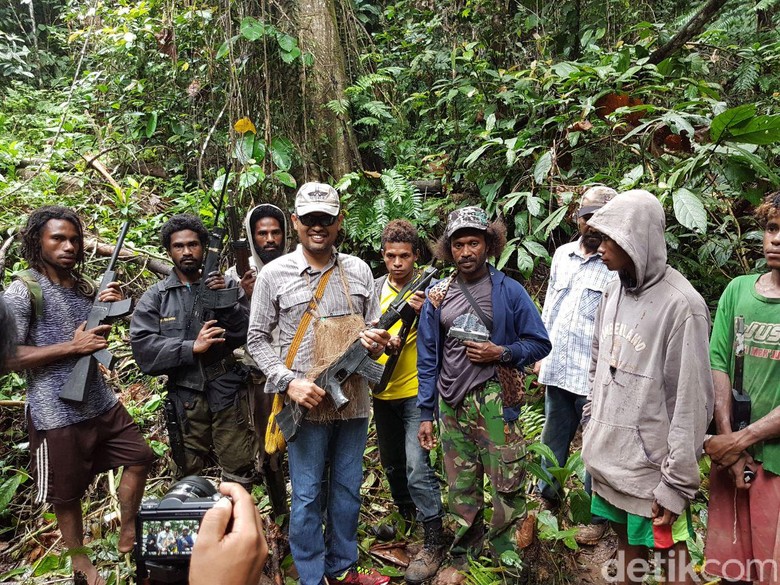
{"left": 577, "top": 214, "right": 602, "bottom": 254}
{"left": 292, "top": 213, "right": 342, "bottom": 256}
{"left": 39, "top": 219, "right": 81, "bottom": 273}
{"left": 253, "top": 216, "right": 284, "bottom": 263}
{"left": 451, "top": 229, "right": 489, "bottom": 279}
{"left": 382, "top": 242, "right": 418, "bottom": 283}
{"left": 168, "top": 229, "right": 204, "bottom": 275}
{"left": 597, "top": 233, "right": 634, "bottom": 274}
{"left": 764, "top": 210, "right": 780, "bottom": 270}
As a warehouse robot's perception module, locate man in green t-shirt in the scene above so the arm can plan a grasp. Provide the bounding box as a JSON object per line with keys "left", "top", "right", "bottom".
{"left": 373, "top": 220, "right": 447, "bottom": 583}
{"left": 704, "top": 191, "right": 780, "bottom": 584}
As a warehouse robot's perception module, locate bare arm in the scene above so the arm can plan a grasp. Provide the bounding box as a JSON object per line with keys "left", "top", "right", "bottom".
{"left": 7, "top": 323, "right": 111, "bottom": 371}
{"left": 711, "top": 369, "right": 733, "bottom": 435}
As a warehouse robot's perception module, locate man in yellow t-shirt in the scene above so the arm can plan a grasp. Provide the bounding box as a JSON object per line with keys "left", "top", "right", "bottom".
{"left": 374, "top": 220, "right": 447, "bottom": 584}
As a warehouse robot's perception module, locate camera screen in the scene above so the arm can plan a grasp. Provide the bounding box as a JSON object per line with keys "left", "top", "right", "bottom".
{"left": 139, "top": 519, "right": 200, "bottom": 558}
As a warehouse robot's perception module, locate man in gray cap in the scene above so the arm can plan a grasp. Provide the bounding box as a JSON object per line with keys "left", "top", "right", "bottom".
{"left": 247, "top": 182, "right": 391, "bottom": 585}
{"left": 533, "top": 185, "right": 618, "bottom": 544}
{"left": 416, "top": 206, "right": 551, "bottom": 568}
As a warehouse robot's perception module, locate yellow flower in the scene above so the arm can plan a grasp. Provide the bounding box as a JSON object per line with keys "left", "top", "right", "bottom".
{"left": 234, "top": 117, "right": 257, "bottom": 134}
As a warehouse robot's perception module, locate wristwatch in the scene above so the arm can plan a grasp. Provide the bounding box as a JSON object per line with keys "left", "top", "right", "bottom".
{"left": 500, "top": 346, "right": 512, "bottom": 363}
{"left": 278, "top": 372, "right": 296, "bottom": 393}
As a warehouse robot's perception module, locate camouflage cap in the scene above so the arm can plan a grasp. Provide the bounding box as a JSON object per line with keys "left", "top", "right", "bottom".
{"left": 577, "top": 185, "right": 618, "bottom": 217}
{"left": 294, "top": 182, "right": 340, "bottom": 217}
{"left": 445, "top": 206, "right": 489, "bottom": 238}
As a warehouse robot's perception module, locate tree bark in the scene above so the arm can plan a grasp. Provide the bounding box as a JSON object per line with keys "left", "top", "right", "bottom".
{"left": 297, "top": 0, "right": 358, "bottom": 181}
{"left": 647, "top": 0, "right": 730, "bottom": 65}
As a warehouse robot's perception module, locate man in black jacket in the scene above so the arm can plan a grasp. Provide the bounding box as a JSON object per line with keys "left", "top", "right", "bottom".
{"left": 130, "top": 214, "right": 256, "bottom": 487}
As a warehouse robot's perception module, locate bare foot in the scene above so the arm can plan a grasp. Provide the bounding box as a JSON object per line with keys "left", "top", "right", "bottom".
{"left": 72, "top": 555, "right": 106, "bottom": 585}
{"left": 118, "top": 523, "right": 135, "bottom": 554}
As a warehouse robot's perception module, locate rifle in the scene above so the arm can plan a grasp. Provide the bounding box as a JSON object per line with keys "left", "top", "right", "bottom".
{"left": 164, "top": 397, "right": 187, "bottom": 470}
{"left": 275, "top": 263, "right": 440, "bottom": 442}
{"left": 373, "top": 265, "right": 437, "bottom": 395}
{"left": 59, "top": 222, "right": 134, "bottom": 403}
{"left": 730, "top": 315, "right": 751, "bottom": 432}
{"left": 226, "top": 189, "right": 251, "bottom": 278}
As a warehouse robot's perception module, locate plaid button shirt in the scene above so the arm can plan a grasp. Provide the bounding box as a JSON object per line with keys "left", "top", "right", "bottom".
{"left": 538, "top": 240, "right": 616, "bottom": 395}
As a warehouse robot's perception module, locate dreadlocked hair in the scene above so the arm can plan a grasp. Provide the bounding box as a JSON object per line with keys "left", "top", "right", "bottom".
{"left": 434, "top": 217, "right": 507, "bottom": 264}
{"left": 20, "top": 207, "right": 93, "bottom": 295}
{"left": 755, "top": 191, "right": 780, "bottom": 227}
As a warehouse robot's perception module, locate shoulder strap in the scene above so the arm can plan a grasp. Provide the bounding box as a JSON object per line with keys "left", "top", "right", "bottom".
{"left": 456, "top": 277, "right": 493, "bottom": 332}
{"left": 284, "top": 267, "right": 334, "bottom": 368}
{"left": 14, "top": 269, "right": 44, "bottom": 322}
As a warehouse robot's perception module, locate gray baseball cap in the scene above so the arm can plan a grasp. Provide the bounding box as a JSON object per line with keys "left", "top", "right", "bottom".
{"left": 445, "top": 206, "right": 489, "bottom": 238}
{"left": 294, "top": 182, "right": 340, "bottom": 217}
{"left": 577, "top": 185, "right": 618, "bottom": 217}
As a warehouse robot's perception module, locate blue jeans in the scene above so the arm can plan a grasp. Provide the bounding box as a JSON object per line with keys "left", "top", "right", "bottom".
{"left": 287, "top": 418, "right": 368, "bottom": 585}
{"left": 374, "top": 396, "right": 443, "bottom": 523}
{"left": 539, "top": 386, "right": 603, "bottom": 522}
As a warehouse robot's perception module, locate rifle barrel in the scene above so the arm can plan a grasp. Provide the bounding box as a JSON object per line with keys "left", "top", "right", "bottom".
{"left": 106, "top": 221, "right": 131, "bottom": 272}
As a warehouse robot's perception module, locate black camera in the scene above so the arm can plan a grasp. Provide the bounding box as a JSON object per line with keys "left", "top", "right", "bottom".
{"left": 135, "top": 476, "right": 221, "bottom": 584}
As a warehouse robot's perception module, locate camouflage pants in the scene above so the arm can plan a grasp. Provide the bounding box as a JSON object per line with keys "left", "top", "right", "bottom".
{"left": 439, "top": 381, "right": 527, "bottom": 558}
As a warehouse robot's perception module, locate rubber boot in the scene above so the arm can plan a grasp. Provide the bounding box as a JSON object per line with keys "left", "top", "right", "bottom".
{"left": 404, "top": 518, "right": 451, "bottom": 583}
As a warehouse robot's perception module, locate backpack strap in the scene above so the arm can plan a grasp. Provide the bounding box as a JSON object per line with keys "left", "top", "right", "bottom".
{"left": 14, "top": 269, "right": 44, "bottom": 322}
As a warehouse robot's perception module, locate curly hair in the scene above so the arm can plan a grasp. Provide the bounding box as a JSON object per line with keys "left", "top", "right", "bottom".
{"left": 434, "top": 218, "right": 507, "bottom": 264}
{"left": 161, "top": 214, "right": 209, "bottom": 250}
{"left": 755, "top": 191, "right": 780, "bottom": 227}
{"left": 381, "top": 219, "right": 420, "bottom": 252}
{"left": 0, "top": 297, "right": 16, "bottom": 371}
{"left": 21, "top": 206, "right": 85, "bottom": 273}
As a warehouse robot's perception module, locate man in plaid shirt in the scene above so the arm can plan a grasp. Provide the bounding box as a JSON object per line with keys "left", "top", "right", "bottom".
{"left": 534, "top": 186, "right": 618, "bottom": 545}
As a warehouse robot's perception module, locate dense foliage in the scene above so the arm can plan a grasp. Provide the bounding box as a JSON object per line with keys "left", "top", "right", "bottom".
{"left": 1, "top": 0, "right": 779, "bottom": 583}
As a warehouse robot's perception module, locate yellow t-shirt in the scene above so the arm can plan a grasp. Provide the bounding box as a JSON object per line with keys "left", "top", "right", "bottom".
{"left": 375, "top": 278, "right": 419, "bottom": 401}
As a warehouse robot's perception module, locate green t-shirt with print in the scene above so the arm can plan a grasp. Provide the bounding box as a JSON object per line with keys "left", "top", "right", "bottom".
{"left": 710, "top": 274, "right": 780, "bottom": 476}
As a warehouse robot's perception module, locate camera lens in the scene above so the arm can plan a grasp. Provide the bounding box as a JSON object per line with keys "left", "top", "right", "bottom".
{"left": 163, "top": 476, "right": 217, "bottom": 503}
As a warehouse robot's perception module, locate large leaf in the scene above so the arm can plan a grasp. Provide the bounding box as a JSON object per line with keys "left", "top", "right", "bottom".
{"left": 240, "top": 17, "right": 266, "bottom": 41}
{"left": 0, "top": 473, "right": 22, "bottom": 513}
{"left": 272, "top": 170, "right": 296, "bottom": 188}
{"left": 527, "top": 441, "right": 560, "bottom": 467}
{"left": 569, "top": 488, "right": 592, "bottom": 525}
{"left": 270, "top": 136, "right": 294, "bottom": 171}
{"left": 672, "top": 188, "right": 707, "bottom": 233}
{"left": 533, "top": 150, "right": 553, "bottom": 183}
{"left": 145, "top": 111, "right": 158, "bottom": 138}
{"left": 726, "top": 115, "right": 780, "bottom": 145}
{"left": 710, "top": 104, "right": 755, "bottom": 143}
{"left": 233, "top": 133, "right": 256, "bottom": 165}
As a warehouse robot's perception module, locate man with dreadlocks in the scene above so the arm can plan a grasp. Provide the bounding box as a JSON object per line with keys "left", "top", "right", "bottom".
{"left": 4, "top": 206, "right": 154, "bottom": 585}
{"left": 704, "top": 191, "right": 780, "bottom": 584}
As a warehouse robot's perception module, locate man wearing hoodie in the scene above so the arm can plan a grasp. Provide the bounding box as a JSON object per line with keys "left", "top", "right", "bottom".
{"left": 703, "top": 192, "right": 780, "bottom": 585}
{"left": 581, "top": 190, "right": 713, "bottom": 584}
{"left": 226, "top": 203, "right": 290, "bottom": 519}
{"left": 416, "top": 206, "right": 551, "bottom": 567}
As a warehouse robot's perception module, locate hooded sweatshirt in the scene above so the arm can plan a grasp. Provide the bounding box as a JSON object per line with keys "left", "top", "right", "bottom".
{"left": 581, "top": 189, "right": 714, "bottom": 517}
{"left": 226, "top": 203, "right": 290, "bottom": 282}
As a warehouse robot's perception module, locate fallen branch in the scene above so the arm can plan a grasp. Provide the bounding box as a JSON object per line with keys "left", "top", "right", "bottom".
{"left": 85, "top": 238, "right": 172, "bottom": 276}
{"left": 0, "top": 232, "right": 18, "bottom": 279}
{"left": 0, "top": 400, "right": 25, "bottom": 407}
{"left": 82, "top": 153, "right": 123, "bottom": 194}
{"left": 648, "top": 0, "right": 730, "bottom": 65}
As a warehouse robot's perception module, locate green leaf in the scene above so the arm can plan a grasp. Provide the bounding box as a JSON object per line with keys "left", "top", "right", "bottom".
{"left": 710, "top": 104, "right": 755, "bottom": 143}
{"left": 672, "top": 188, "right": 707, "bottom": 233}
{"left": 533, "top": 150, "right": 553, "bottom": 183}
{"left": 145, "top": 111, "right": 158, "bottom": 138}
{"left": 522, "top": 239, "right": 549, "bottom": 259}
{"left": 216, "top": 40, "right": 231, "bottom": 60}
{"left": 726, "top": 115, "right": 780, "bottom": 145}
{"left": 527, "top": 441, "right": 560, "bottom": 467}
{"left": 496, "top": 238, "right": 518, "bottom": 270}
{"left": 239, "top": 165, "right": 265, "bottom": 188}
{"left": 534, "top": 206, "right": 568, "bottom": 238}
{"left": 240, "top": 17, "right": 266, "bottom": 41}
{"left": 463, "top": 143, "right": 493, "bottom": 167}
{"left": 569, "top": 488, "right": 592, "bottom": 525}
{"left": 253, "top": 138, "right": 267, "bottom": 163}
{"left": 273, "top": 170, "right": 296, "bottom": 188}
{"left": 526, "top": 194, "right": 543, "bottom": 217}
{"left": 277, "top": 34, "right": 297, "bottom": 52}
{"left": 234, "top": 133, "right": 256, "bottom": 165}
{"left": 515, "top": 246, "right": 534, "bottom": 274}
{"left": 0, "top": 473, "right": 22, "bottom": 513}
{"left": 270, "top": 136, "right": 294, "bottom": 171}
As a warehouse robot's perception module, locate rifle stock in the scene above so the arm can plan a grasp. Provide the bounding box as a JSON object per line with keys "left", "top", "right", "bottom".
{"left": 276, "top": 263, "right": 440, "bottom": 442}
{"left": 707, "top": 314, "right": 751, "bottom": 434}
{"left": 60, "top": 222, "right": 134, "bottom": 403}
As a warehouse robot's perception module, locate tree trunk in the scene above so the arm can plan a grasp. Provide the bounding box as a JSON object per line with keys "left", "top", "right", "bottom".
{"left": 647, "top": 0, "right": 730, "bottom": 65}
{"left": 296, "top": 0, "right": 358, "bottom": 181}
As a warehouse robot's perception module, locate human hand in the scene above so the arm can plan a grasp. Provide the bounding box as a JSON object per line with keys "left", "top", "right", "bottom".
{"left": 204, "top": 271, "right": 226, "bottom": 291}
{"left": 71, "top": 321, "right": 111, "bottom": 356}
{"left": 189, "top": 482, "right": 267, "bottom": 585}
{"left": 728, "top": 452, "right": 756, "bottom": 491}
{"left": 418, "top": 421, "right": 437, "bottom": 451}
{"left": 360, "top": 328, "right": 391, "bottom": 357}
{"left": 531, "top": 361, "right": 543, "bottom": 387}
{"left": 705, "top": 433, "right": 746, "bottom": 468}
{"left": 650, "top": 500, "right": 679, "bottom": 526}
{"left": 286, "top": 378, "right": 326, "bottom": 409}
{"left": 385, "top": 335, "right": 403, "bottom": 355}
{"left": 193, "top": 320, "right": 226, "bottom": 354}
{"left": 239, "top": 270, "right": 256, "bottom": 299}
{"left": 462, "top": 340, "right": 504, "bottom": 364}
{"left": 97, "top": 281, "right": 124, "bottom": 303}
{"left": 407, "top": 290, "right": 425, "bottom": 315}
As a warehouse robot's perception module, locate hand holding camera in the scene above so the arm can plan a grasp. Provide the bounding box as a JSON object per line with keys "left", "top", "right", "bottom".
{"left": 189, "top": 482, "right": 268, "bottom": 585}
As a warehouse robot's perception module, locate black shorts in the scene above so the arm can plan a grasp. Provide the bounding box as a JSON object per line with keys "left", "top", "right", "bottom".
{"left": 28, "top": 402, "right": 157, "bottom": 504}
